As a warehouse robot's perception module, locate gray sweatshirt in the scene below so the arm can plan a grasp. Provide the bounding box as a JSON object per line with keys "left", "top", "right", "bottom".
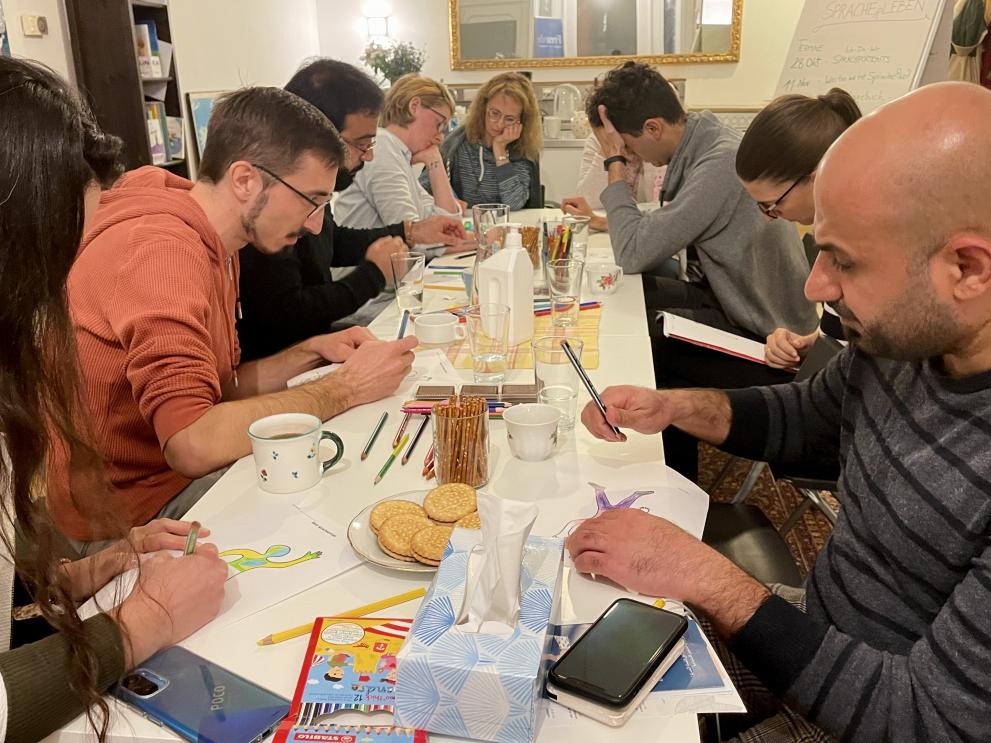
{"left": 600, "top": 111, "right": 818, "bottom": 338}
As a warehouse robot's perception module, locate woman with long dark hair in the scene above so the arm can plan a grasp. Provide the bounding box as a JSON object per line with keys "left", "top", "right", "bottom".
{"left": 0, "top": 57, "right": 227, "bottom": 742}
{"left": 735, "top": 88, "right": 861, "bottom": 368}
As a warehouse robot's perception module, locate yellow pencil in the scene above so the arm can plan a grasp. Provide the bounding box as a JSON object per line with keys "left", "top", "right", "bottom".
{"left": 256, "top": 586, "right": 427, "bottom": 646}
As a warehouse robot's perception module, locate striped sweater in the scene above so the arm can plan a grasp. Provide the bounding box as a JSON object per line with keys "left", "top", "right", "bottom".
{"left": 425, "top": 126, "right": 535, "bottom": 210}
{"left": 722, "top": 347, "right": 991, "bottom": 741}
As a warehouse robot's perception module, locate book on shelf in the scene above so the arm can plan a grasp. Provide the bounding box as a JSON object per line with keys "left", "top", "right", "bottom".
{"left": 133, "top": 22, "right": 153, "bottom": 78}
{"left": 144, "top": 102, "right": 167, "bottom": 165}
{"left": 134, "top": 20, "right": 162, "bottom": 77}
{"left": 165, "top": 116, "right": 185, "bottom": 161}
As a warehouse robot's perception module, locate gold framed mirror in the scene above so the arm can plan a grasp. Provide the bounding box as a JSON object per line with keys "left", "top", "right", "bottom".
{"left": 449, "top": 0, "right": 742, "bottom": 70}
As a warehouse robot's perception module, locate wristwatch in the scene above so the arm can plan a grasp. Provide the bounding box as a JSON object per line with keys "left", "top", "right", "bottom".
{"left": 603, "top": 155, "right": 628, "bottom": 171}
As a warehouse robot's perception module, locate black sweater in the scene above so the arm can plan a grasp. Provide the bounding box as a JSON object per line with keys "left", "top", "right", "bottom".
{"left": 236, "top": 208, "right": 403, "bottom": 361}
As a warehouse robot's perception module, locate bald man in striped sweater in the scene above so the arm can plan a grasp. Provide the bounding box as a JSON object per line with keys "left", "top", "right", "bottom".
{"left": 567, "top": 81, "right": 991, "bottom": 742}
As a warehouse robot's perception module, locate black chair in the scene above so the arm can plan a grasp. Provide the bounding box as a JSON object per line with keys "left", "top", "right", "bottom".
{"left": 701, "top": 336, "right": 843, "bottom": 586}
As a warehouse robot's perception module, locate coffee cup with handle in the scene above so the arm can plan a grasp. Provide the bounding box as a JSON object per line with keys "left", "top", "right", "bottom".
{"left": 248, "top": 412, "right": 344, "bottom": 494}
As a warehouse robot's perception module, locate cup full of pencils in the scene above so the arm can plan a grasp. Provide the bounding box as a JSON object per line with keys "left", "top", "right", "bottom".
{"left": 432, "top": 395, "right": 490, "bottom": 487}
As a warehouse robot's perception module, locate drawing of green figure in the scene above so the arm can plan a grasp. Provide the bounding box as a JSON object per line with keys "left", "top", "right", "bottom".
{"left": 219, "top": 544, "right": 322, "bottom": 574}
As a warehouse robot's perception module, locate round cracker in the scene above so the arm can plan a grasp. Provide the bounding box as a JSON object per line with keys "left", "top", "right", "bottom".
{"left": 411, "top": 550, "right": 441, "bottom": 567}
{"left": 379, "top": 541, "right": 417, "bottom": 562}
{"left": 370, "top": 500, "right": 428, "bottom": 534}
{"left": 377, "top": 514, "right": 432, "bottom": 558}
{"left": 454, "top": 511, "right": 481, "bottom": 529}
{"left": 423, "top": 483, "right": 477, "bottom": 523}
{"left": 411, "top": 525, "right": 454, "bottom": 564}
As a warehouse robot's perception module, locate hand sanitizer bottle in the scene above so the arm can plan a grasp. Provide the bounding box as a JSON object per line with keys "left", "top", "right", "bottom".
{"left": 475, "top": 223, "right": 534, "bottom": 346}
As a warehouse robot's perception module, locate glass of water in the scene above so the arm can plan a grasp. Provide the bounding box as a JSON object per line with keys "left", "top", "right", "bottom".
{"left": 562, "top": 214, "right": 591, "bottom": 262}
{"left": 390, "top": 252, "right": 425, "bottom": 313}
{"left": 545, "top": 258, "right": 585, "bottom": 327}
{"left": 532, "top": 335, "right": 585, "bottom": 431}
{"left": 465, "top": 303, "right": 511, "bottom": 383}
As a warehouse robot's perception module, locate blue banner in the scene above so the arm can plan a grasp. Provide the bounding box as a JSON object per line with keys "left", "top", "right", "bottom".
{"left": 534, "top": 17, "right": 564, "bottom": 58}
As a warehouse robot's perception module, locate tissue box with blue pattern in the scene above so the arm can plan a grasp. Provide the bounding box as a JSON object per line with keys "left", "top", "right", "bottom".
{"left": 394, "top": 529, "right": 563, "bottom": 742}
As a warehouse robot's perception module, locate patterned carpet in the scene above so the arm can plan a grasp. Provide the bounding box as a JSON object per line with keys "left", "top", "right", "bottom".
{"left": 698, "top": 443, "right": 838, "bottom": 579}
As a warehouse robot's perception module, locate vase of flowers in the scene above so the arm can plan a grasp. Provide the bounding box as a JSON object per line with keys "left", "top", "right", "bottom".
{"left": 361, "top": 41, "right": 426, "bottom": 85}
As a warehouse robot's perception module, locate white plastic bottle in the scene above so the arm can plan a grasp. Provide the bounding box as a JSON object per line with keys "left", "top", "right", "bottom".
{"left": 475, "top": 223, "right": 534, "bottom": 346}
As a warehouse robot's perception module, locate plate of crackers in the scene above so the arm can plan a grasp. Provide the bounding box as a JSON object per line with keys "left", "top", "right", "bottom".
{"left": 347, "top": 483, "right": 483, "bottom": 572}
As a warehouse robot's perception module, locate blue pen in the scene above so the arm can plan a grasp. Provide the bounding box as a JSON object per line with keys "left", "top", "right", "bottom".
{"left": 397, "top": 310, "right": 410, "bottom": 339}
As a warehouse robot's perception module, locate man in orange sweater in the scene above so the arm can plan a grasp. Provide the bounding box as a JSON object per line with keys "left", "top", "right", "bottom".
{"left": 51, "top": 87, "right": 418, "bottom": 547}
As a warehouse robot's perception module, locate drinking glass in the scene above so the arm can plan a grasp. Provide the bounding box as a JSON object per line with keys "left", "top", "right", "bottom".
{"left": 465, "top": 303, "right": 511, "bottom": 383}
{"left": 532, "top": 336, "right": 585, "bottom": 431}
{"left": 545, "top": 258, "right": 585, "bottom": 327}
{"left": 562, "top": 215, "right": 591, "bottom": 262}
{"left": 471, "top": 203, "right": 510, "bottom": 304}
{"left": 390, "top": 252, "right": 425, "bottom": 312}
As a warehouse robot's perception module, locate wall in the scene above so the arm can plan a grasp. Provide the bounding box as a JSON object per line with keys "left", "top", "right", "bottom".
{"left": 169, "top": 0, "right": 320, "bottom": 92}
{"left": 167, "top": 0, "right": 321, "bottom": 174}
{"left": 315, "top": 0, "right": 802, "bottom": 108}
{"left": 3, "top": 0, "right": 74, "bottom": 82}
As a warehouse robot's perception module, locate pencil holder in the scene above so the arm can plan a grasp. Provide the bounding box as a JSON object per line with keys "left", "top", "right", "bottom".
{"left": 432, "top": 395, "right": 490, "bottom": 487}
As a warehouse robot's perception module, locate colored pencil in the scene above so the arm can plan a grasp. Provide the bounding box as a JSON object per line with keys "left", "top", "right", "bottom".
{"left": 392, "top": 412, "right": 412, "bottom": 447}
{"left": 402, "top": 415, "right": 429, "bottom": 465}
{"left": 374, "top": 434, "right": 408, "bottom": 485}
{"left": 256, "top": 587, "right": 427, "bottom": 646}
{"left": 183, "top": 521, "right": 201, "bottom": 556}
{"left": 360, "top": 411, "right": 389, "bottom": 461}
{"left": 397, "top": 310, "right": 410, "bottom": 340}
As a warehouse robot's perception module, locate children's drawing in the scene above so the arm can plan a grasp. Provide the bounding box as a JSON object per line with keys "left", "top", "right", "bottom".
{"left": 220, "top": 544, "right": 322, "bottom": 576}
{"left": 555, "top": 481, "right": 655, "bottom": 537}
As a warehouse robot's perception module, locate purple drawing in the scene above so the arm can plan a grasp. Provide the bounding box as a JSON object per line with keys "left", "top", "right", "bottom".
{"left": 555, "top": 482, "right": 656, "bottom": 537}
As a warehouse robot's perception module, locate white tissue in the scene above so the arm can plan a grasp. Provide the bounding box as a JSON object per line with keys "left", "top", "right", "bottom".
{"left": 455, "top": 492, "right": 538, "bottom": 635}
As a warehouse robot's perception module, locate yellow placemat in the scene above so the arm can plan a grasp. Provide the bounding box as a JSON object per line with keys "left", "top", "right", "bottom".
{"left": 440, "top": 308, "right": 601, "bottom": 370}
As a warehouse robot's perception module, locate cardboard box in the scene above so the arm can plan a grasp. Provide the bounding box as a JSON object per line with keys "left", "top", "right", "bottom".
{"left": 395, "top": 529, "right": 563, "bottom": 742}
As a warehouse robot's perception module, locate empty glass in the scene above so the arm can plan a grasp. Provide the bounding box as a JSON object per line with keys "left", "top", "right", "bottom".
{"left": 545, "top": 258, "right": 585, "bottom": 327}
{"left": 465, "top": 303, "right": 511, "bottom": 383}
{"left": 532, "top": 336, "right": 585, "bottom": 431}
{"left": 471, "top": 203, "right": 510, "bottom": 304}
{"left": 390, "top": 252, "right": 425, "bottom": 312}
{"left": 562, "top": 215, "right": 590, "bottom": 262}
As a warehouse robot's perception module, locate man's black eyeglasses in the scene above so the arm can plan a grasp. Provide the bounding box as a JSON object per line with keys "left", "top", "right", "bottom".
{"left": 253, "top": 163, "right": 332, "bottom": 219}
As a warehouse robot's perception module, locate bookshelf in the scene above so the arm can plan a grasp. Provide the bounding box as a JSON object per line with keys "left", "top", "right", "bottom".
{"left": 65, "top": 0, "right": 188, "bottom": 178}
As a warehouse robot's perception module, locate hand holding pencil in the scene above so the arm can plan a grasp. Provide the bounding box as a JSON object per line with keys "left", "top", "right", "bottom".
{"left": 331, "top": 336, "right": 418, "bottom": 407}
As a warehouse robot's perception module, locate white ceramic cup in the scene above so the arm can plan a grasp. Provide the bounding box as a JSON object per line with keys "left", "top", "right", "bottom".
{"left": 413, "top": 313, "right": 466, "bottom": 345}
{"left": 543, "top": 115, "right": 562, "bottom": 139}
{"left": 248, "top": 413, "right": 344, "bottom": 494}
{"left": 587, "top": 263, "right": 624, "bottom": 295}
{"left": 503, "top": 403, "right": 560, "bottom": 462}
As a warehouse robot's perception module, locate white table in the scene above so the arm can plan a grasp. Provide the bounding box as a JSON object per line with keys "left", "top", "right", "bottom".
{"left": 48, "top": 213, "right": 703, "bottom": 743}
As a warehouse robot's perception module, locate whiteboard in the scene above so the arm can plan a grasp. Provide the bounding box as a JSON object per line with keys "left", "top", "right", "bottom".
{"left": 775, "top": 0, "right": 950, "bottom": 112}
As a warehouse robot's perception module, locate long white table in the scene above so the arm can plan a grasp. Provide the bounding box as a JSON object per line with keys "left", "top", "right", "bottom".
{"left": 49, "top": 212, "right": 703, "bottom": 743}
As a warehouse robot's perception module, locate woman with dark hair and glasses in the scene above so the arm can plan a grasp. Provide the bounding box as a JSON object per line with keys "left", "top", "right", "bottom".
{"left": 0, "top": 57, "right": 227, "bottom": 742}
{"left": 736, "top": 87, "right": 861, "bottom": 368}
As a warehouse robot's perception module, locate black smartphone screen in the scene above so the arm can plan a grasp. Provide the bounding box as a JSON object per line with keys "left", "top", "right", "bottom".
{"left": 549, "top": 599, "right": 688, "bottom": 706}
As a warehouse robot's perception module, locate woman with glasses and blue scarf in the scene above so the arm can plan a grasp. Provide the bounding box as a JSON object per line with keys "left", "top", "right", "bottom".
{"left": 424, "top": 72, "right": 543, "bottom": 210}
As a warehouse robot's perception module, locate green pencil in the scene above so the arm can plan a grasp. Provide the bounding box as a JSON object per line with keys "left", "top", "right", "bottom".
{"left": 374, "top": 434, "right": 408, "bottom": 485}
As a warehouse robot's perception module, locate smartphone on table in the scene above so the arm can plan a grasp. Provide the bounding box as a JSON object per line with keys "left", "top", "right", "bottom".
{"left": 115, "top": 646, "right": 290, "bottom": 743}
{"left": 546, "top": 598, "right": 688, "bottom": 726}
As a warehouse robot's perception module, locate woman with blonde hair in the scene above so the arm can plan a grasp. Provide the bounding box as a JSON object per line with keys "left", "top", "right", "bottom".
{"left": 430, "top": 71, "right": 543, "bottom": 209}
{"left": 335, "top": 73, "right": 464, "bottom": 229}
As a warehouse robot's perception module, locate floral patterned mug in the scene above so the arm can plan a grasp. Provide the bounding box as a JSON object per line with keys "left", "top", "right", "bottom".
{"left": 586, "top": 263, "right": 624, "bottom": 296}
{"left": 248, "top": 413, "right": 344, "bottom": 494}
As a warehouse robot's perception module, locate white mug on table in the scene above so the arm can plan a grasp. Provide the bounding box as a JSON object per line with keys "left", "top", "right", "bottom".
{"left": 248, "top": 413, "right": 344, "bottom": 494}
{"left": 413, "top": 313, "right": 466, "bottom": 345}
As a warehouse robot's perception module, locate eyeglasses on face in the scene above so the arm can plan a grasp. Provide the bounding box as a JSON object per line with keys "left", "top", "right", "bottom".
{"left": 486, "top": 107, "right": 520, "bottom": 127}
{"left": 253, "top": 163, "right": 332, "bottom": 219}
{"left": 422, "top": 104, "right": 452, "bottom": 134}
{"left": 757, "top": 176, "right": 806, "bottom": 218}
{"left": 343, "top": 136, "right": 376, "bottom": 155}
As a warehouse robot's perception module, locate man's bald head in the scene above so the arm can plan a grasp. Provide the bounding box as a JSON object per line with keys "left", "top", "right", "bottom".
{"left": 817, "top": 82, "right": 991, "bottom": 255}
